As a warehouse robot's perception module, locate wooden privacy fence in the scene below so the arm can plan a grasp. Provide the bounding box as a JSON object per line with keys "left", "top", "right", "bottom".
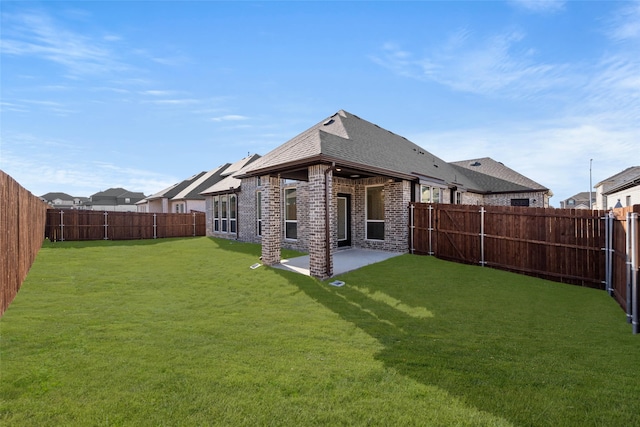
{"left": 45, "top": 210, "right": 206, "bottom": 241}
{"left": 410, "top": 203, "right": 640, "bottom": 333}
{"left": 1, "top": 171, "right": 48, "bottom": 316}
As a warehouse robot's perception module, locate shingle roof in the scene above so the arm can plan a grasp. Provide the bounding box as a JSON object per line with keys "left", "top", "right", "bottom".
{"left": 242, "top": 110, "right": 478, "bottom": 189}
{"left": 450, "top": 157, "right": 548, "bottom": 193}
{"left": 41, "top": 192, "right": 75, "bottom": 200}
{"left": 596, "top": 166, "right": 640, "bottom": 194}
{"left": 146, "top": 172, "right": 207, "bottom": 200}
{"left": 171, "top": 163, "right": 232, "bottom": 201}
{"left": 200, "top": 154, "right": 261, "bottom": 195}
{"left": 91, "top": 188, "right": 146, "bottom": 199}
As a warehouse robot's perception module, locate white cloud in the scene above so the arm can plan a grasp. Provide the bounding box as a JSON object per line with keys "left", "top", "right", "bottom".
{"left": 209, "top": 115, "right": 249, "bottom": 122}
{"left": 409, "top": 114, "right": 639, "bottom": 205}
{"left": 371, "top": 29, "right": 568, "bottom": 99}
{"left": 605, "top": 2, "right": 640, "bottom": 42}
{"left": 1, "top": 10, "right": 129, "bottom": 77}
{"left": 143, "top": 98, "right": 200, "bottom": 105}
{"left": 0, "top": 132, "right": 177, "bottom": 196}
{"left": 509, "top": 0, "right": 565, "bottom": 14}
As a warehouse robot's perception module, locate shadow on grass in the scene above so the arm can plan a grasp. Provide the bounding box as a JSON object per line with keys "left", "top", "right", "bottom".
{"left": 273, "top": 256, "right": 637, "bottom": 427}
{"left": 210, "top": 237, "right": 304, "bottom": 260}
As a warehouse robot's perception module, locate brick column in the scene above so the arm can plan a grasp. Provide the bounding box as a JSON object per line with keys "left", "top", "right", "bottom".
{"left": 262, "top": 175, "right": 281, "bottom": 266}
{"left": 308, "top": 165, "right": 333, "bottom": 278}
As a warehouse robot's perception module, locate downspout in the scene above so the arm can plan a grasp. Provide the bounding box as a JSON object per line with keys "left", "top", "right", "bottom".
{"left": 234, "top": 190, "right": 240, "bottom": 240}
{"left": 325, "top": 163, "right": 337, "bottom": 278}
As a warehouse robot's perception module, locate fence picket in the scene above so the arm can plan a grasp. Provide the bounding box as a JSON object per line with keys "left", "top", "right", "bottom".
{"left": 410, "top": 203, "right": 639, "bottom": 322}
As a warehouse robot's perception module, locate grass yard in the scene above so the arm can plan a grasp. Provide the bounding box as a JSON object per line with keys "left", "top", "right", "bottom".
{"left": 1, "top": 237, "right": 638, "bottom": 426}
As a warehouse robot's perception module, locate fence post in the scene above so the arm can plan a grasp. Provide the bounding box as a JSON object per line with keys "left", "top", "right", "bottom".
{"left": 60, "top": 210, "right": 65, "bottom": 242}
{"left": 193, "top": 212, "right": 196, "bottom": 236}
{"left": 153, "top": 214, "right": 157, "bottom": 239}
{"left": 609, "top": 211, "right": 614, "bottom": 296}
{"left": 479, "top": 206, "right": 486, "bottom": 266}
{"left": 630, "top": 212, "right": 638, "bottom": 334}
{"left": 626, "top": 212, "right": 633, "bottom": 323}
{"left": 409, "top": 204, "right": 415, "bottom": 254}
{"left": 103, "top": 212, "right": 109, "bottom": 240}
{"left": 428, "top": 204, "right": 434, "bottom": 255}
{"left": 603, "top": 211, "right": 613, "bottom": 296}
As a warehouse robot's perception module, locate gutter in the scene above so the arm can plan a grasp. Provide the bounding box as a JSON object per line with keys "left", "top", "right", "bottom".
{"left": 236, "top": 155, "right": 418, "bottom": 182}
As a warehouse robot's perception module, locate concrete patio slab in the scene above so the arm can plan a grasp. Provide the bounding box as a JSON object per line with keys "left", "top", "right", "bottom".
{"left": 272, "top": 248, "right": 404, "bottom": 277}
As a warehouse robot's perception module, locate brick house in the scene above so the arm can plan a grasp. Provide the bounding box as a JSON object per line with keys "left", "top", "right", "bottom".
{"left": 204, "top": 110, "right": 551, "bottom": 278}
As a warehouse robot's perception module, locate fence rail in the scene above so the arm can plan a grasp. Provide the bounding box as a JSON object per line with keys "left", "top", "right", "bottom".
{"left": 45, "top": 210, "right": 206, "bottom": 241}
{"left": 1, "top": 171, "right": 48, "bottom": 316}
{"left": 410, "top": 203, "right": 640, "bottom": 333}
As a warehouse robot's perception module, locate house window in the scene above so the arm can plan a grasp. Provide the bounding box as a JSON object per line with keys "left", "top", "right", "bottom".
{"left": 229, "top": 195, "right": 237, "bottom": 233}
{"left": 221, "top": 195, "right": 228, "bottom": 232}
{"left": 627, "top": 195, "right": 632, "bottom": 207}
{"left": 175, "top": 203, "right": 185, "bottom": 213}
{"left": 256, "top": 191, "right": 262, "bottom": 236}
{"left": 366, "top": 185, "right": 384, "bottom": 240}
{"left": 213, "top": 196, "right": 220, "bottom": 232}
{"left": 455, "top": 191, "right": 462, "bottom": 205}
{"left": 511, "top": 198, "right": 530, "bottom": 207}
{"left": 420, "top": 185, "right": 441, "bottom": 203}
{"left": 257, "top": 176, "right": 262, "bottom": 187}
{"left": 567, "top": 199, "right": 575, "bottom": 206}
{"left": 284, "top": 188, "right": 297, "bottom": 240}
{"left": 125, "top": 198, "right": 131, "bottom": 204}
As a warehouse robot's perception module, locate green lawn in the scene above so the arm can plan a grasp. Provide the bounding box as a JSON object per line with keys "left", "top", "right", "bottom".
{"left": 1, "top": 237, "right": 638, "bottom": 426}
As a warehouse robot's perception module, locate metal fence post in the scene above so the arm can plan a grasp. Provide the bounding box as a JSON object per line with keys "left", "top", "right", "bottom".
{"left": 626, "top": 211, "right": 633, "bottom": 323}
{"left": 153, "top": 213, "right": 157, "bottom": 239}
{"left": 193, "top": 212, "right": 196, "bottom": 237}
{"left": 630, "top": 212, "right": 638, "bottom": 334}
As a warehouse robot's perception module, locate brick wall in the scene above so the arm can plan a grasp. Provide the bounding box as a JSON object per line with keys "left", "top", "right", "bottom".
{"left": 482, "top": 191, "right": 549, "bottom": 207}
{"left": 238, "top": 177, "right": 260, "bottom": 243}
{"left": 307, "top": 165, "right": 332, "bottom": 278}
{"left": 262, "top": 175, "right": 281, "bottom": 265}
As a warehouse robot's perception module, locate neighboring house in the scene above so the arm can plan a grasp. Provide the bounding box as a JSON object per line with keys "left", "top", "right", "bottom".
{"left": 200, "top": 154, "right": 261, "bottom": 237}
{"left": 84, "top": 188, "right": 146, "bottom": 212}
{"left": 594, "top": 166, "right": 640, "bottom": 210}
{"left": 138, "top": 155, "right": 260, "bottom": 214}
{"left": 138, "top": 172, "right": 209, "bottom": 213}
{"left": 449, "top": 158, "right": 551, "bottom": 207}
{"left": 40, "top": 192, "right": 88, "bottom": 209}
{"left": 559, "top": 192, "right": 594, "bottom": 209}
{"left": 204, "top": 110, "right": 552, "bottom": 278}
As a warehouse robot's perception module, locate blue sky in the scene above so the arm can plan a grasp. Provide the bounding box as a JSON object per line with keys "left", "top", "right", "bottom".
{"left": 1, "top": 1, "right": 638, "bottom": 206}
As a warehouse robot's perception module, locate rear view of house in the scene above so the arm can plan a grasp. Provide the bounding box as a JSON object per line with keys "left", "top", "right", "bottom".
{"left": 204, "top": 110, "right": 551, "bottom": 278}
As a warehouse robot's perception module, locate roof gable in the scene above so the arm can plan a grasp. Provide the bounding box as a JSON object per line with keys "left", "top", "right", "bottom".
{"left": 596, "top": 166, "right": 640, "bottom": 194}
{"left": 146, "top": 172, "right": 207, "bottom": 200}
{"left": 41, "top": 192, "right": 75, "bottom": 200}
{"left": 171, "top": 164, "right": 231, "bottom": 201}
{"left": 450, "top": 157, "right": 548, "bottom": 192}
{"left": 243, "top": 110, "right": 477, "bottom": 188}
{"left": 200, "top": 154, "right": 262, "bottom": 195}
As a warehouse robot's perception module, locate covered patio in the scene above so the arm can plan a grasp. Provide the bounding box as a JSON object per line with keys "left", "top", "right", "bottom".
{"left": 272, "top": 248, "right": 404, "bottom": 277}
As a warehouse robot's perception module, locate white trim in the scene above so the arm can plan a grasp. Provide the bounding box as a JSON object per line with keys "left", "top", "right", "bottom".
{"left": 284, "top": 187, "right": 297, "bottom": 240}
